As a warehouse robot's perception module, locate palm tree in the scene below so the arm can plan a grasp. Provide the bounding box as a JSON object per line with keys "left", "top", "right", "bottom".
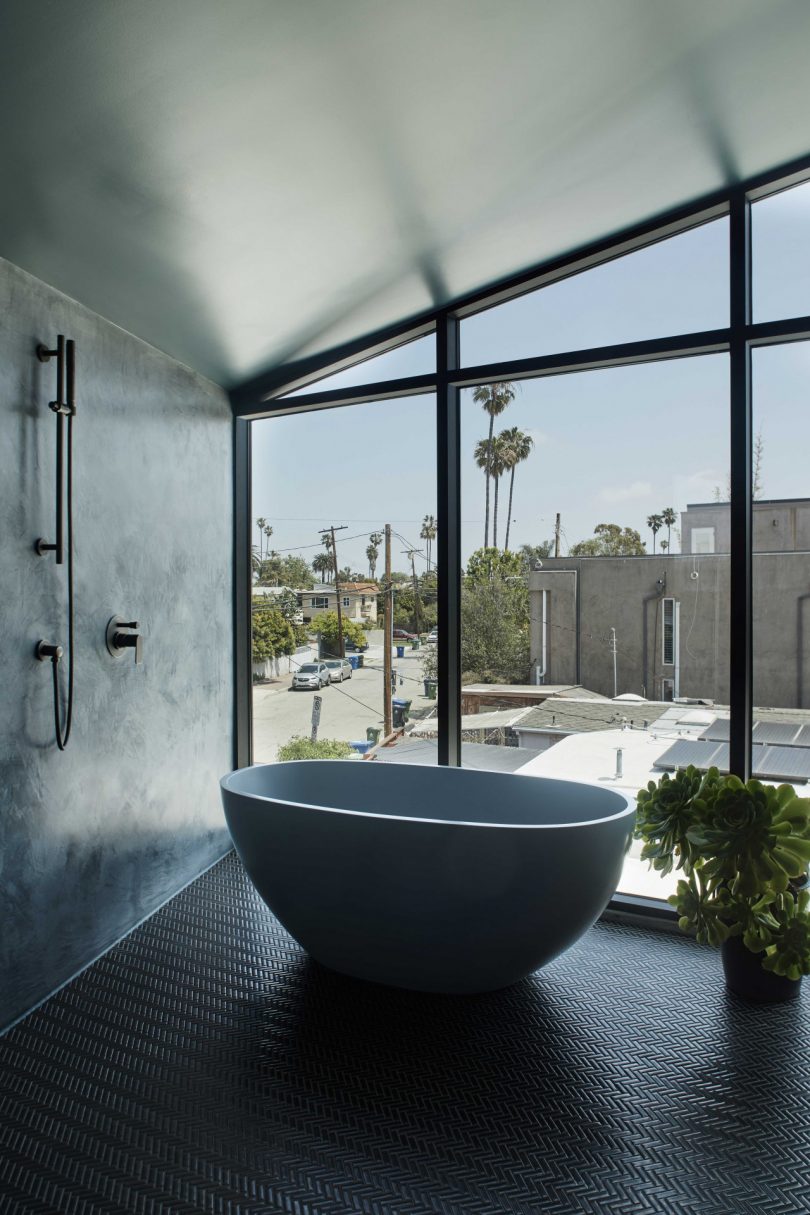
{"left": 661, "top": 507, "right": 677, "bottom": 553}
{"left": 498, "top": 427, "right": 534, "bottom": 552}
{"left": 420, "top": 514, "right": 437, "bottom": 570}
{"left": 489, "top": 434, "right": 509, "bottom": 549}
{"left": 472, "top": 382, "right": 516, "bottom": 547}
{"left": 366, "top": 542, "right": 379, "bottom": 579}
{"left": 647, "top": 513, "right": 663, "bottom": 554}
{"left": 660, "top": 540, "right": 669, "bottom": 553}
{"left": 474, "top": 439, "right": 493, "bottom": 537}
{"left": 312, "top": 551, "right": 331, "bottom": 582}
{"left": 256, "top": 517, "right": 269, "bottom": 560}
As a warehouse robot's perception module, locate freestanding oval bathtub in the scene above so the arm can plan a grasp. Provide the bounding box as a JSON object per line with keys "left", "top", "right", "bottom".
{"left": 220, "top": 760, "right": 634, "bottom": 994}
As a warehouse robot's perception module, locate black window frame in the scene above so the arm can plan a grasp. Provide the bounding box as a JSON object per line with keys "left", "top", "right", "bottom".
{"left": 232, "top": 152, "right": 810, "bottom": 916}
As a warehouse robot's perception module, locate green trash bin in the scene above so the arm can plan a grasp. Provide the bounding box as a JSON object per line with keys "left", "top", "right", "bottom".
{"left": 366, "top": 726, "right": 381, "bottom": 745}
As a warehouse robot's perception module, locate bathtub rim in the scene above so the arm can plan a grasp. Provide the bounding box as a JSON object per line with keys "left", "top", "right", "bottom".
{"left": 220, "top": 761, "right": 636, "bottom": 831}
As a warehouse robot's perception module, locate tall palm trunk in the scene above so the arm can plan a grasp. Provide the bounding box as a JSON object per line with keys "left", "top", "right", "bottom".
{"left": 504, "top": 466, "right": 516, "bottom": 551}
{"left": 493, "top": 475, "right": 500, "bottom": 549}
{"left": 484, "top": 414, "right": 494, "bottom": 547}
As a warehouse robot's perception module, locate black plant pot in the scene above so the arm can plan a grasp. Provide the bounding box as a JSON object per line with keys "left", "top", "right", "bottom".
{"left": 721, "top": 935, "right": 801, "bottom": 1004}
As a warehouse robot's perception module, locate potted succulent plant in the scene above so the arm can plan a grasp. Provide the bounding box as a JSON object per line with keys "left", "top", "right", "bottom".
{"left": 635, "top": 765, "right": 810, "bottom": 1002}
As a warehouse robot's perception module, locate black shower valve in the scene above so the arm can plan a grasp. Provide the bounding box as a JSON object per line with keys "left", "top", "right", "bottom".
{"left": 106, "top": 616, "right": 143, "bottom": 664}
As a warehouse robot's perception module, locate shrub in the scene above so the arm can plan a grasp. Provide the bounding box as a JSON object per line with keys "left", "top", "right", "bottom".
{"left": 277, "top": 736, "right": 353, "bottom": 761}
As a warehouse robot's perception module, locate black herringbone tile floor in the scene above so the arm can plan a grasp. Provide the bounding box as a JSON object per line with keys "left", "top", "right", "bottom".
{"left": 1, "top": 852, "right": 808, "bottom": 1215}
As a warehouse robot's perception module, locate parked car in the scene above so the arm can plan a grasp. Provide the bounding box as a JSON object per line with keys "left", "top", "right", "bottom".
{"left": 392, "top": 628, "right": 417, "bottom": 641}
{"left": 324, "top": 657, "right": 353, "bottom": 682}
{"left": 344, "top": 637, "right": 369, "bottom": 652}
{"left": 426, "top": 629, "right": 438, "bottom": 644}
{"left": 292, "top": 662, "right": 331, "bottom": 690}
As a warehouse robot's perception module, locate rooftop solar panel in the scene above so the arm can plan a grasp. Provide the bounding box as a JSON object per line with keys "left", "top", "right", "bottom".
{"left": 653, "top": 739, "right": 726, "bottom": 771}
{"left": 753, "top": 745, "right": 810, "bottom": 782}
{"left": 697, "top": 718, "right": 729, "bottom": 742}
{"left": 752, "top": 721, "right": 802, "bottom": 746}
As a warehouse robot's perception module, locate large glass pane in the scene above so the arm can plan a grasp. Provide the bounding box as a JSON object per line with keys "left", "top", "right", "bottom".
{"left": 458, "top": 356, "right": 729, "bottom": 899}
{"left": 753, "top": 179, "right": 810, "bottom": 323}
{"left": 752, "top": 343, "right": 810, "bottom": 792}
{"left": 250, "top": 394, "right": 438, "bottom": 766}
{"left": 461, "top": 218, "right": 728, "bottom": 366}
{"left": 282, "top": 334, "right": 434, "bottom": 397}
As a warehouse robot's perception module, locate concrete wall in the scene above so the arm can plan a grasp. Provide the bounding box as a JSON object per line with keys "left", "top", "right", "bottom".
{"left": 0, "top": 257, "right": 233, "bottom": 1031}
{"left": 530, "top": 553, "right": 810, "bottom": 708}
{"left": 681, "top": 500, "right": 810, "bottom": 554}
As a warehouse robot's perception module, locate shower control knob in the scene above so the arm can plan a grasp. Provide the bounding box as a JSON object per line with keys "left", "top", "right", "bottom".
{"left": 106, "top": 616, "right": 143, "bottom": 664}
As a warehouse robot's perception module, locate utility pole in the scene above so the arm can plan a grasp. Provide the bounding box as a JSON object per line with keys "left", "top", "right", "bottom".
{"left": 383, "top": 524, "right": 392, "bottom": 737}
{"left": 320, "top": 524, "right": 347, "bottom": 656}
{"left": 610, "top": 627, "right": 618, "bottom": 698}
{"left": 554, "top": 512, "right": 561, "bottom": 558}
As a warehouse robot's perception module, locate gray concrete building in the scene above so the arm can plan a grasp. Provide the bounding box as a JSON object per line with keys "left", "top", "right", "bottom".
{"left": 528, "top": 546, "right": 810, "bottom": 710}
{"left": 680, "top": 498, "right": 810, "bottom": 554}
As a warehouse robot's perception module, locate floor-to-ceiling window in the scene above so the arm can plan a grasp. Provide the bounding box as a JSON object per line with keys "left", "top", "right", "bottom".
{"left": 237, "top": 162, "right": 810, "bottom": 910}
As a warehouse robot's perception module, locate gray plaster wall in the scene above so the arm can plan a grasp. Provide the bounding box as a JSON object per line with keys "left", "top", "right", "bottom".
{"left": 530, "top": 554, "right": 810, "bottom": 708}
{"left": 0, "top": 257, "right": 233, "bottom": 1031}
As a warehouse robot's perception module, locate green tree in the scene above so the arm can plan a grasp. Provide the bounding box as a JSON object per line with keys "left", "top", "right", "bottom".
{"left": 251, "top": 600, "right": 296, "bottom": 663}
{"left": 499, "top": 427, "right": 534, "bottom": 552}
{"left": 316, "top": 611, "right": 367, "bottom": 656}
{"left": 519, "top": 541, "right": 553, "bottom": 572}
{"left": 472, "top": 382, "right": 516, "bottom": 547}
{"left": 277, "top": 736, "right": 353, "bottom": 761}
{"left": 394, "top": 584, "right": 437, "bottom": 633}
{"left": 464, "top": 546, "right": 524, "bottom": 585}
{"left": 647, "top": 513, "right": 664, "bottom": 554}
{"left": 569, "top": 523, "right": 647, "bottom": 556}
{"left": 461, "top": 578, "right": 530, "bottom": 683}
{"left": 256, "top": 553, "right": 314, "bottom": 588}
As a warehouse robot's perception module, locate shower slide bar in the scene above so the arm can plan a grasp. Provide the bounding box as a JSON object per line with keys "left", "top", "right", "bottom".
{"left": 35, "top": 335, "right": 76, "bottom": 751}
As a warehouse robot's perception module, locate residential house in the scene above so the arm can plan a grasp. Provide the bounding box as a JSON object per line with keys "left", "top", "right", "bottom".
{"left": 299, "top": 581, "right": 378, "bottom": 626}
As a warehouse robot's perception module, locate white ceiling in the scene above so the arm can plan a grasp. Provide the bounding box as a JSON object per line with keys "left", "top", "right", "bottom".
{"left": 2, "top": 0, "right": 810, "bottom": 388}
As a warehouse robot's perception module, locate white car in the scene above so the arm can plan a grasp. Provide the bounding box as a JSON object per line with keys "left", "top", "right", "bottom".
{"left": 324, "top": 657, "right": 353, "bottom": 682}
{"left": 292, "top": 662, "right": 331, "bottom": 689}
{"left": 426, "top": 629, "right": 438, "bottom": 644}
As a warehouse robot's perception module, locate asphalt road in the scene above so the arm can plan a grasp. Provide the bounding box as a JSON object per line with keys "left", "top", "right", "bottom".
{"left": 252, "top": 641, "right": 435, "bottom": 762}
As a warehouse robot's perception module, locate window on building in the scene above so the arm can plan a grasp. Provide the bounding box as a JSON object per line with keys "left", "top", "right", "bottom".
{"left": 311, "top": 596, "right": 328, "bottom": 609}
{"left": 342, "top": 596, "right": 350, "bottom": 607}
{"left": 691, "top": 527, "right": 715, "bottom": 553}
{"left": 662, "top": 598, "right": 678, "bottom": 667}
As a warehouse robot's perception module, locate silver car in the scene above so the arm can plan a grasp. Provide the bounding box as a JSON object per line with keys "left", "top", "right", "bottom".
{"left": 292, "top": 662, "right": 331, "bottom": 690}
{"left": 324, "top": 657, "right": 353, "bottom": 682}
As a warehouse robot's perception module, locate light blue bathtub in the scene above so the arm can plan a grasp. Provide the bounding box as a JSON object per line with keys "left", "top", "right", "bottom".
{"left": 220, "top": 760, "right": 634, "bottom": 994}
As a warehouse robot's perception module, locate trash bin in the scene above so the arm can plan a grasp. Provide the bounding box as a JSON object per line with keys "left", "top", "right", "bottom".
{"left": 396, "top": 644, "right": 405, "bottom": 658}
{"left": 424, "top": 679, "right": 437, "bottom": 698}
{"left": 356, "top": 653, "right": 364, "bottom": 668}
{"left": 392, "top": 697, "right": 412, "bottom": 728}
{"left": 349, "top": 740, "right": 372, "bottom": 754}
{"left": 348, "top": 654, "right": 360, "bottom": 670}
{"left": 366, "top": 726, "right": 381, "bottom": 745}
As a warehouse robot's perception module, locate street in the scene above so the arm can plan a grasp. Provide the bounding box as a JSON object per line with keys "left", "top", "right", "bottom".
{"left": 252, "top": 636, "right": 436, "bottom": 762}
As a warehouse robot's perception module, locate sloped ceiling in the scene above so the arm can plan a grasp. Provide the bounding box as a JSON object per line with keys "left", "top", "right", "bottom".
{"left": 2, "top": 0, "right": 810, "bottom": 388}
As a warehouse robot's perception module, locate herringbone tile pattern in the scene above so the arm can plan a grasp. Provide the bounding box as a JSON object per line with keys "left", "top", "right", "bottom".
{"left": 0, "top": 852, "right": 807, "bottom": 1214}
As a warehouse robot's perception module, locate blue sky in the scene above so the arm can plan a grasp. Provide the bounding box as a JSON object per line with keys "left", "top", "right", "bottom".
{"left": 252, "top": 182, "right": 810, "bottom": 577}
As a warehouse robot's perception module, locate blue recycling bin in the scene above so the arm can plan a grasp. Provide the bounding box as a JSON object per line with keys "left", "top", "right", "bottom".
{"left": 348, "top": 654, "right": 360, "bottom": 670}
{"left": 350, "top": 740, "right": 372, "bottom": 754}
{"left": 396, "top": 644, "right": 405, "bottom": 658}
{"left": 392, "top": 697, "right": 412, "bottom": 728}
